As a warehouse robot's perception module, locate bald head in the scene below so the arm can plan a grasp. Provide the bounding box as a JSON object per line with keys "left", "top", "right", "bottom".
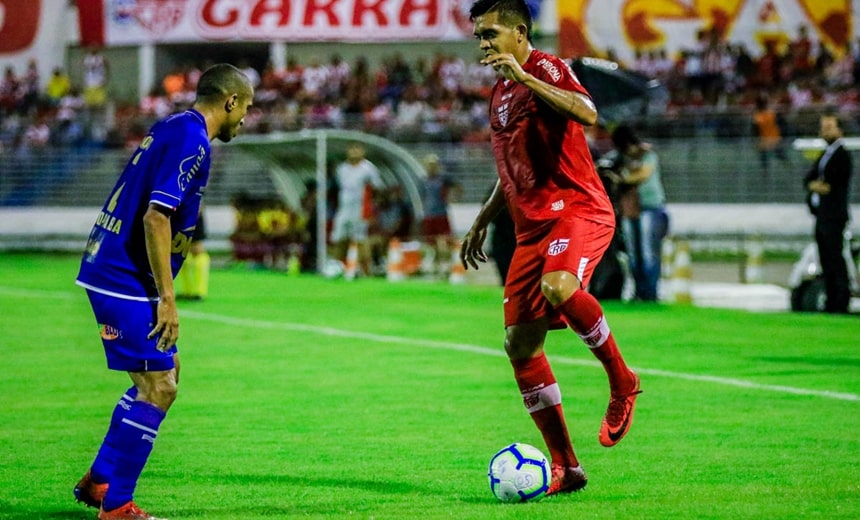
{"left": 195, "top": 63, "right": 253, "bottom": 105}
{"left": 193, "top": 63, "right": 255, "bottom": 143}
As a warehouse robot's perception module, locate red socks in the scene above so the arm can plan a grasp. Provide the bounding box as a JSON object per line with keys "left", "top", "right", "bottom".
{"left": 511, "top": 353, "right": 578, "bottom": 467}
{"left": 555, "top": 290, "right": 635, "bottom": 395}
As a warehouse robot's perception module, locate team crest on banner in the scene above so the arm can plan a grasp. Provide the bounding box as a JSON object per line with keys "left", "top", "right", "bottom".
{"left": 121, "top": 0, "right": 186, "bottom": 36}
{"left": 548, "top": 238, "right": 569, "bottom": 256}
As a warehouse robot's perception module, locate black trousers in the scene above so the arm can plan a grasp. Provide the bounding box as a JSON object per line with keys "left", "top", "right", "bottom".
{"left": 815, "top": 217, "right": 850, "bottom": 313}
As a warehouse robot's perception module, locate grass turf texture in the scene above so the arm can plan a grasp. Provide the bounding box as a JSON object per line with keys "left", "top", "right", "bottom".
{"left": 0, "top": 253, "right": 858, "bottom": 519}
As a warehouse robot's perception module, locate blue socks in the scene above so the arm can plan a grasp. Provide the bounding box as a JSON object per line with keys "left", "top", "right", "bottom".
{"left": 90, "top": 387, "right": 138, "bottom": 483}
{"left": 100, "top": 399, "right": 166, "bottom": 511}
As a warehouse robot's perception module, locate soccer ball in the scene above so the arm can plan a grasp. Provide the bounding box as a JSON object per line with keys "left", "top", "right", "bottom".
{"left": 487, "top": 443, "right": 550, "bottom": 503}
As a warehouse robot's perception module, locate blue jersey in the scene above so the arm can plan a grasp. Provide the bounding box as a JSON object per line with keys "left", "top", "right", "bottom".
{"left": 77, "top": 110, "right": 211, "bottom": 300}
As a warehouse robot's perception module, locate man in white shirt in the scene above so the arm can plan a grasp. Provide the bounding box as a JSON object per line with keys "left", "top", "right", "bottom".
{"left": 331, "top": 142, "right": 385, "bottom": 277}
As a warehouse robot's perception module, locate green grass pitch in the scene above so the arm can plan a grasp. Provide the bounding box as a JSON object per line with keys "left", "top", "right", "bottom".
{"left": 0, "top": 253, "right": 858, "bottom": 519}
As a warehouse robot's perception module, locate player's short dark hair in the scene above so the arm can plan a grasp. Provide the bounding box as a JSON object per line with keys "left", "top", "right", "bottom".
{"left": 611, "top": 124, "right": 642, "bottom": 151}
{"left": 469, "top": 0, "right": 533, "bottom": 37}
{"left": 196, "top": 63, "right": 253, "bottom": 104}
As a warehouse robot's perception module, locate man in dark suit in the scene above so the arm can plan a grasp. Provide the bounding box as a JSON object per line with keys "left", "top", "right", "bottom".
{"left": 804, "top": 114, "right": 853, "bottom": 313}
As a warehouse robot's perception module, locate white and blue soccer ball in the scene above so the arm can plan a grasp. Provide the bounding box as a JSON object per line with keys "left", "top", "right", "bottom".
{"left": 488, "top": 443, "right": 550, "bottom": 503}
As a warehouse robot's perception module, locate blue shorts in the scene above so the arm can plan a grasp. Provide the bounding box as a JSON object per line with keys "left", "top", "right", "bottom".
{"left": 85, "top": 290, "right": 177, "bottom": 372}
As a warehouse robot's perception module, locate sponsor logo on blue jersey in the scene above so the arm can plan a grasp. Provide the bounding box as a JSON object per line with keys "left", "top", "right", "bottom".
{"left": 178, "top": 145, "right": 207, "bottom": 192}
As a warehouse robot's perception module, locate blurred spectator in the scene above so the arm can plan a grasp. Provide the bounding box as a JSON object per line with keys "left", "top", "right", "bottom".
{"left": 393, "top": 84, "right": 430, "bottom": 135}
{"left": 343, "top": 57, "right": 376, "bottom": 118}
{"left": 752, "top": 93, "right": 790, "bottom": 174}
{"left": 305, "top": 95, "right": 343, "bottom": 129}
{"left": 82, "top": 47, "right": 109, "bottom": 108}
{"left": 370, "top": 184, "right": 413, "bottom": 272}
{"left": 379, "top": 53, "right": 413, "bottom": 106}
{"left": 230, "top": 193, "right": 262, "bottom": 267}
{"left": 789, "top": 24, "right": 815, "bottom": 79}
{"left": 419, "top": 153, "right": 461, "bottom": 277}
{"left": 21, "top": 59, "right": 40, "bottom": 113}
{"left": 45, "top": 67, "right": 72, "bottom": 106}
{"left": 281, "top": 57, "right": 304, "bottom": 100}
{"left": 162, "top": 66, "right": 187, "bottom": 104}
{"left": 437, "top": 53, "right": 465, "bottom": 97}
{"left": 325, "top": 54, "right": 351, "bottom": 98}
{"left": 299, "top": 180, "right": 320, "bottom": 273}
{"left": 0, "top": 66, "right": 21, "bottom": 113}
{"left": 257, "top": 61, "right": 283, "bottom": 105}
{"left": 177, "top": 206, "right": 210, "bottom": 301}
{"left": 330, "top": 142, "right": 385, "bottom": 278}
{"left": 238, "top": 59, "right": 261, "bottom": 89}
{"left": 54, "top": 88, "right": 86, "bottom": 146}
{"left": 24, "top": 115, "right": 50, "bottom": 149}
{"left": 754, "top": 40, "right": 780, "bottom": 90}
{"left": 184, "top": 62, "right": 203, "bottom": 91}
{"left": 301, "top": 56, "right": 329, "bottom": 101}
{"left": 140, "top": 87, "right": 172, "bottom": 118}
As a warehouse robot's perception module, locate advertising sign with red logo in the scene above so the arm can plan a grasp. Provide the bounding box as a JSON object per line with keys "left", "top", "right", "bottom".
{"left": 101, "top": 0, "right": 475, "bottom": 44}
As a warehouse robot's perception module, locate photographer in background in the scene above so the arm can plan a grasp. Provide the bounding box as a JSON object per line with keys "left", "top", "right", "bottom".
{"left": 600, "top": 125, "right": 668, "bottom": 302}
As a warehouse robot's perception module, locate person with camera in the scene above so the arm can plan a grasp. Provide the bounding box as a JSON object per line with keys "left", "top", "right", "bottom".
{"left": 599, "top": 125, "right": 668, "bottom": 302}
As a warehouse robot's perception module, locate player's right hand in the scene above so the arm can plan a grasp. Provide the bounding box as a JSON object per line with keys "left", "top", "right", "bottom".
{"left": 460, "top": 227, "right": 488, "bottom": 270}
{"left": 148, "top": 298, "right": 179, "bottom": 352}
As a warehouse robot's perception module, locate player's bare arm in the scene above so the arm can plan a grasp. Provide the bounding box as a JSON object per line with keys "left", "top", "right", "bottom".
{"left": 623, "top": 161, "right": 655, "bottom": 184}
{"left": 143, "top": 204, "right": 179, "bottom": 351}
{"left": 461, "top": 180, "right": 507, "bottom": 270}
{"left": 479, "top": 53, "right": 597, "bottom": 126}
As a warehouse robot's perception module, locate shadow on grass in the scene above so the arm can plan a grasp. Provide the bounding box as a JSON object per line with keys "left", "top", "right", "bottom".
{"left": 0, "top": 508, "right": 93, "bottom": 520}
{"left": 183, "top": 472, "right": 430, "bottom": 495}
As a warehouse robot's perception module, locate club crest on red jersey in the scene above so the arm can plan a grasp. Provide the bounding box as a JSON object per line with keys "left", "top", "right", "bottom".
{"left": 497, "top": 103, "right": 509, "bottom": 127}
{"left": 548, "top": 238, "right": 570, "bottom": 256}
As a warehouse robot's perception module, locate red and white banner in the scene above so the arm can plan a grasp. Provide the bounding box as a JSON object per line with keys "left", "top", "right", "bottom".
{"left": 4, "top": 0, "right": 860, "bottom": 77}
{"left": 91, "top": 0, "right": 475, "bottom": 44}
{"left": 560, "top": 0, "right": 859, "bottom": 62}
{"left": 0, "top": 1, "right": 70, "bottom": 84}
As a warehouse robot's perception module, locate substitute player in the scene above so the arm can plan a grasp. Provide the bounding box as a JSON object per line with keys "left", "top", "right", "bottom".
{"left": 74, "top": 63, "right": 254, "bottom": 520}
{"left": 461, "top": 0, "right": 641, "bottom": 495}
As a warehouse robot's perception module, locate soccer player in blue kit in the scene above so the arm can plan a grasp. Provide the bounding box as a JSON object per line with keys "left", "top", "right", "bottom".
{"left": 73, "top": 63, "right": 254, "bottom": 520}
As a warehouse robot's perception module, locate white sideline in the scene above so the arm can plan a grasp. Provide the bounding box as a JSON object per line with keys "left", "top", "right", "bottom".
{"left": 8, "top": 280, "right": 860, "bottom": 401}
{"left": 179, "top": 310, "right": 860, "bottom": 402}
{"left": 2, "top": 285, "right": 857, "bottom": 402}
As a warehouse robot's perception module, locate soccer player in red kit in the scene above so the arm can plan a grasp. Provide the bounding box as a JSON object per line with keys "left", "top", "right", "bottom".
{"left": 461, "top": 0, "right": 642, "bottom": 495}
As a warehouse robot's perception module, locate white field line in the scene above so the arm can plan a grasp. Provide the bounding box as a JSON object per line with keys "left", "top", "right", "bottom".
{"left": 178, "top": 310, "right": 860, "bottom": 403}
{"left": 3, "top": 286, "right": 859, "bottom": 402}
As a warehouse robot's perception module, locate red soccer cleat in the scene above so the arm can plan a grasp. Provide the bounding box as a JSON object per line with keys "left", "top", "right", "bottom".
{"left": 546, "top": 464, "right": 588, "bottom": 496}
{"left": 599, "top": 371, "right": 642, "bottom": 447}
{"left": 74, "top": 470, "right": 108, "bottom": 509}
{"left": 99, "top": 501, "right": 167, "bottom": 520}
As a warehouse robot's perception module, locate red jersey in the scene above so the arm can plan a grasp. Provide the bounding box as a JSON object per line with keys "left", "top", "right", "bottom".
{"left": 488, "top": 49, "right": 615, "bottom": 241}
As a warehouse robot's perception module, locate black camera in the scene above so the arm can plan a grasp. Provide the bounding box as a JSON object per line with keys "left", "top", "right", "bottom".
{"left": 596, "top": 150, "right": 623, "bottom": 173}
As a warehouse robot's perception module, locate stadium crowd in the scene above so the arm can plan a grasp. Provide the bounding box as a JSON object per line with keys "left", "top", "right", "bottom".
{"left": 3, "top": 24, "right": 860, "bottom": 155}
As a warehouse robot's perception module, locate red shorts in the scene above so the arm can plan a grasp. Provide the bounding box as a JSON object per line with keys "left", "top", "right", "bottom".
{"left": 422, "top": 215, "right": 452, "bottom": 238}
{"left": 503, "top": 217, "right": 614, "bottom": 329}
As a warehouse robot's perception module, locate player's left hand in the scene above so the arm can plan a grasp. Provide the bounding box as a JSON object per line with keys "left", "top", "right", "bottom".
{"left": 148, "top": 298, "right": 179, "bottom": 352}
{"left": 481, "top": 53, "right": 527, "bottom": 83}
